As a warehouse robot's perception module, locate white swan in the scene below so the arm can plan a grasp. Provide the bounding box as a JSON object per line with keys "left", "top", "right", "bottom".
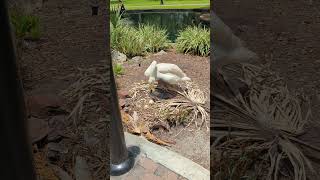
{"left": 144, "top": 61, "right": 191, "bottom": 85}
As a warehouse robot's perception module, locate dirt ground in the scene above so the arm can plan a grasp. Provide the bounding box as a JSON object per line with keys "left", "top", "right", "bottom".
{"left": 214, "top": 0, "right": 320, "bottom": 177}
{"left": 116, "top": 49, "right": 210, "bottom": 170}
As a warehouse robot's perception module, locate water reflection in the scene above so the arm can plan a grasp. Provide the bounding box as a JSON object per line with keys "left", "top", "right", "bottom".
{"left": 123, "top": 10, "right": 209, "bottom": 42}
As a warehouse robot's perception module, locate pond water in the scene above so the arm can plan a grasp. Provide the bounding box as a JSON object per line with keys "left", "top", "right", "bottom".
{"left": 123, "top": 10, "right": 209, "bottom": 42}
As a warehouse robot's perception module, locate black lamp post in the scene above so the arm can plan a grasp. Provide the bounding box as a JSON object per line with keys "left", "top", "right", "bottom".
{"left": 110, "top": 60, "right": 134, "bottom": 176}
{"left": 0, "top": 1, "right": 36, "bottom": 179}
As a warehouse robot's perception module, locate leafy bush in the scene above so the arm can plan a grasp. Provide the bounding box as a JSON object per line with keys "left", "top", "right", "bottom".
{"left": 10, "top": 10, "right": 41, "bottom": 40}
{"left": 176, "top": 25, "right": 210, "bottom": 56}
{"left": 111, "top": 24, "right": 145, "bottom": 57}
{"left": 137, "top": 24, "right": 170, "bottom": 53}
{"left": 110, "top": 8, "right": 169, "bottom": 57}
{"left": 113, "top": 63, "right": 124, "bottom": 75}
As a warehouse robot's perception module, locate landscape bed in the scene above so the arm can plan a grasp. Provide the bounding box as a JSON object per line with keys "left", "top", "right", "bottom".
{"left": 111, "top": 7, "right": 210, "bottom": 169}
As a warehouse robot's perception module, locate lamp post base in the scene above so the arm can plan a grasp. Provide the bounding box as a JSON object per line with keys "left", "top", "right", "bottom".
{"left": 110, "top": 150, "right": 135, "bottom": 176}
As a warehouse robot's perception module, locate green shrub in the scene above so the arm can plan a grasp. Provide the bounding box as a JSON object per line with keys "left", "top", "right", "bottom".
{"left": 111, "top": 24, "right": 145, "bottom": 57}
{"left": 137, "top": 24, "right": 170, "bottom": 53}
{"left": 10, "top": 10, "right": 41, "bottom": 40}
{"left": 176, "top": 25, "right": 210, "bottom": 56}
{"left": 113, "top": 63, "right": 124, "bottom": 75}
{"left": 111, "top": 24, "right": 170, "bottom": 57}
{"left": 111, "top": 23, "right": 170, "bottom": 57}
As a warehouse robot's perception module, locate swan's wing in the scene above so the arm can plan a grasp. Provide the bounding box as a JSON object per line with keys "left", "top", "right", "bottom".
{"left": 156, "top": 63, "right": 187, "bottom": 78}
{"left": 157, "top": 72, "right": 180, "bottom": 85}
{"left": 144, "top": 61, "right": 157, "bottom": 77}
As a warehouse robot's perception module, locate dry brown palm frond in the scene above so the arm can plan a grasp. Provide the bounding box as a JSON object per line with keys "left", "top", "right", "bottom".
{"left": 60, "top": 63, "right": 110, "bottom": 127}
{"left": 157, "top": 82, "right": 209, "bottom": 136}
{"left": 212, "top": 62, "right": 318, "bottom": 180}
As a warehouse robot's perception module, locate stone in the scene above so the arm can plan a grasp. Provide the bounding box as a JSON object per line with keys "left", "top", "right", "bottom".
{"left": 26, "top": 93, "right": 65, "bottom": 118}
{"left": 28, "top": 117, "right": 49, "bottom": 144}
{"left": 199, "top": 13, "right": 210, "bottom": 22}
{"left": 47, "top": 115, "right": 68, "bottom": 142}
{"left": 47, "top": 129, "right": 64, "bottom": 142}
{"left": 47, "top": 142, "right": 68, "bottom": 154}
{"left": 111, "top": 50, "right": 127, "bottom": 63}
{"left": 74, "top": 156, "right": 93, "bottom": 180}
{"left": 131, "top": 56, "right": 143, "bottom": 61}
{"left": 154, "top": 50, "right": 167, "bottom": 56}
{"left": 48, "top": 115, "right": 66, "bottom": 129}
{"left": 47, "top": 150, "right": 60, "bottom": 162}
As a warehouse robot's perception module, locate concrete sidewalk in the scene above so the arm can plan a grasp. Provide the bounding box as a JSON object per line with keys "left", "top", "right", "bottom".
{"left": 110, "top": 133, "right": 210, "bottom": 180}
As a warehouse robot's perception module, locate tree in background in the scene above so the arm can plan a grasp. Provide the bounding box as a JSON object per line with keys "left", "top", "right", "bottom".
{"left": 160, "top": 0, "right": 164, "bottom": 5}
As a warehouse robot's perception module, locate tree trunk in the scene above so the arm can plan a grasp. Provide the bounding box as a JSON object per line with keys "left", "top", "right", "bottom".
{"left": 160, "top": 0, "right": 164, "bottom": 5}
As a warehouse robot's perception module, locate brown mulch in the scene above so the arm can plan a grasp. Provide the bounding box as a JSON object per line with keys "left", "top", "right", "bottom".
{"left": 18, "top": 0, "right": 109, "bottom": 179}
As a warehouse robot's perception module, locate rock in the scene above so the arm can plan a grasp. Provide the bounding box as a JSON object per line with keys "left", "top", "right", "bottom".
{"left": 28, "top": 117, "right": 49, "bottom": 144}
{"left": 48, "top": 115, "right": 66, "bottom": 129}
{"left": 117, "top": 90, "right": 130, "bottom": 99}
{"left": 47, "top": 142, "right": 68, "bottom": 154}
{"left": 47, "top": 150, "right": 60, "bottom": 162}
{"left": 111, "top": 50, "right": 127, "bottom": 63}
{"left": 200, "top": 13, "right": 210, "bottom": 22}
{"left": 74, "top": 156, "right": 92, "bottom": 180}
{"left": 47, "top": 115, "right": 67, "bottom": 142}
{"left": 154, "top": 50, "right": 167, "bottom": 56}
{"left": 149, "top": 100, "right": 154, "bottom": 104}
{"left": 131, "top": 56, "right": 143, "bottom": 61}
{"left": 26, "top": 93, "right": 65, "bottom": 118}
{"left": 51, "top": 165, "right": 73, "bottom": 180}
{"left": 47, "top": 129, "right": 64, "bottom": 143}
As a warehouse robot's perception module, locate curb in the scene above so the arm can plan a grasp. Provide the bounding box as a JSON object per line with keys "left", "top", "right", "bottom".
{"left": 124, "top": 132, "right": 210, "bottom": 180}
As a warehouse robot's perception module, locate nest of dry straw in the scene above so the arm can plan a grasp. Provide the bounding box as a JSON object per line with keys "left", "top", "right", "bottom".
{"left": 211, "top": 63, "right": 320, "bottom": 180}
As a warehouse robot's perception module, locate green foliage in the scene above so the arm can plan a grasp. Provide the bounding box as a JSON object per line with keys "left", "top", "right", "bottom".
{"left": 111, "top": 24, "right": 145, "bottom": 57}
{"left": 176, "top": 25, "right": 210, "bottom": 56}
{"left": 113, "top": 63, "right": 125, "bottom": 75}
{"left": 10, "top": 10, "right": 41, "bottom": 40}
{"left": 137, "top": 24, "right": 170, "bottom": 53}
{"left": 110, "top": 9, "right": 170, "bottom": 57}
{"left": 110, "top": 6, "right": 123, "bottom": 29}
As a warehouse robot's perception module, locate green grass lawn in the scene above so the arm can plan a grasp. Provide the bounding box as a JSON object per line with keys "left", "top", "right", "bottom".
{"left": 110, "top": 0, "right": 209, "bottom": 10}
